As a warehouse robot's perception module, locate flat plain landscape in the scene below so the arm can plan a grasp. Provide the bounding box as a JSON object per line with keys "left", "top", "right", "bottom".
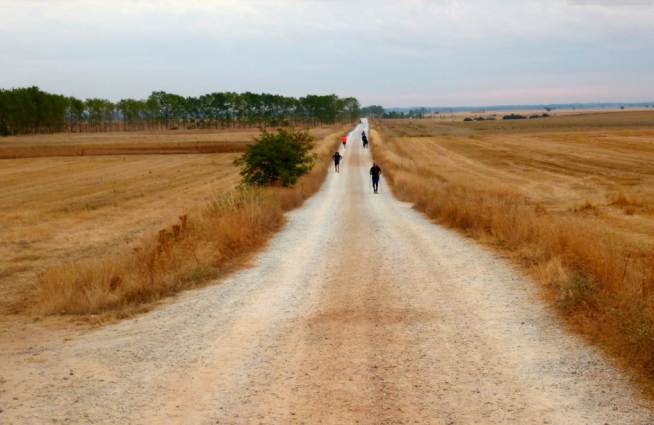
{"left": 1, "top": 119, "right": 651, "bottom": 424}
{"left": 372, "top": 110, "right": 654, "bottom": 389}
{"left": 0, "top": 126, "right": 340, "bottom": 316}
{"left": 378, "top": 111, "right": 654, "bottom": 248}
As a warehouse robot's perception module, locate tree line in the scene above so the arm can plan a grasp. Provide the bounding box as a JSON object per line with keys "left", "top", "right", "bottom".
{"left": 0, "top": 86, "right": 362, "bottom": 136}
{"left": 360, "top": 105, "right": 385, "bottom": 118}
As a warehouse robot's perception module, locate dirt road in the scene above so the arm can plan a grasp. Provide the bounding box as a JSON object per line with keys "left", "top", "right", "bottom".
{"left": 0, "top": 120, "right": 651, "bottom": 424}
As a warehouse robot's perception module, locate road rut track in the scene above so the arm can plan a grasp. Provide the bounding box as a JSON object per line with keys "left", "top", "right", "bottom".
{"left": 0, "top": 120, "right": 651, "bottom": 424}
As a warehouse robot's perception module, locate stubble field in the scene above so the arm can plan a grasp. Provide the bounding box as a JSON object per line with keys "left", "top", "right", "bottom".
{"left": 372, "top": 110, "right": 654, "bottom": 388}
{"left": 0, "top": 126, "right": 341, "bottom": 317}
{"left": 380, "top": 112, "right": 654, "bottom": 247}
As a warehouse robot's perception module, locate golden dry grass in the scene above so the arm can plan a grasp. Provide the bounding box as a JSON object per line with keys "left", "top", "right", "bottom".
{"left": 371, "top": 111, "right": 654, "bottom": 389}
{"left": 1, "top": 125, "right": 343, "bottom": 318}
{"left": 0, "top": 154, "right": 241, "bottom": 315}
{"left": 30, "top": 189, "right": 287, "bottom": 318}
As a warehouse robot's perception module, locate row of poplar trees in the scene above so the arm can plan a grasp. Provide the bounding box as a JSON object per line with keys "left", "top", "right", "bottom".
{"left": 360, "top": 105, "right": 385, "bottom": 118}
{"left": 0, "top": 86, "right": 362, "bottom": 136}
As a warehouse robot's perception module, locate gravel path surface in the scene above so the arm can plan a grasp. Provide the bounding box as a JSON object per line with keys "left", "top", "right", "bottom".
{"left": 0, "top": 119, "right": 652, "bottom": 424}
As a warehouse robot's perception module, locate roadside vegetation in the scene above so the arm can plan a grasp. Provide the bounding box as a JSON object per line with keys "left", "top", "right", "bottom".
{"left": 234, "top": 128, "right": 316, "bottom": 187}
{"left": 26, "top": 126, "right": 342, "bottom": 320}
{"left": 370, "top": 112, "right": 654, "bottom": 388}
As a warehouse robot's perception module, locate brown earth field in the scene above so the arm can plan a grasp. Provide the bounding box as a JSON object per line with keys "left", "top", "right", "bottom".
{"left": 371, "top": 110, "right": 654, "bottom": 391}
{"left": 0, "top": 128, "right": 299, "bottom": 159}
{"left": 0, "top": 125, "right": 340, "bottom": 316}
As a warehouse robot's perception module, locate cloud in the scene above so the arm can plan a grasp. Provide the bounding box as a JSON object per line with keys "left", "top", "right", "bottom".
{"left": 0, "top": 0, "right": 653, "bottom": 105}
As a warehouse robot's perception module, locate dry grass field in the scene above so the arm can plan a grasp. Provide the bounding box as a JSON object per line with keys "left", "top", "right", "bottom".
{"left": 372, "top": 111, "right": 654, "bottom": 388}
{"left": 0, "top": 126, "right": 342, "bottom": 318}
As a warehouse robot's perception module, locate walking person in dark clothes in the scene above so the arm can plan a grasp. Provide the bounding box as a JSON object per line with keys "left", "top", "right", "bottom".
{"left": 332, "top": 151, "right": 343, "bottom": 173}
{"left": 370, "top": 162, "right": 382, "bottom": 193}
{"left": 362, "top": 133, "right": 368, "bottom": 149}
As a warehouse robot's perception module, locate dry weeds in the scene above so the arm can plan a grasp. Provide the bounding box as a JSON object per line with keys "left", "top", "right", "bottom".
{"left": 371, "top": 112, "right": 654, "bottom": 388}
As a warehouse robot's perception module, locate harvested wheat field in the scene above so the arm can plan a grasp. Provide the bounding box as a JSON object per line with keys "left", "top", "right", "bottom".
{"left": 0, "top": 126, "right": 341, "bottom": 316}
{"left": 378, "top": 112, "right": 654, "bottom": 245}
{"left": 372, "top": 111, "right": 654, "bottom": 390}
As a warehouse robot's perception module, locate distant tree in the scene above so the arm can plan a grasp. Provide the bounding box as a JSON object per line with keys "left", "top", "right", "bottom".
{"left": 463, "top": 117, "right": 473, "bottom": 122}
{"left": 346, "top": 97, "right": 362, "bottom": 122}
{"left": 117, "top": 98, "right": 146, "bottom": 131}
{"left": 233, "top": 128, "right": 316, "bottom": 187}
{"left": 544, "top": 107, "right": 552, "bottom": 112}
{"left": 84, "top": 98, "right": 112, "bottom": 132}
{"left": 503, "top": 114, "right": 527, "bottom": 120}
{"left": 382, "top": 111, "right": 402, "bottom": 119}
{"left": 361, "top": 105, "right": 385, "bottom": 117}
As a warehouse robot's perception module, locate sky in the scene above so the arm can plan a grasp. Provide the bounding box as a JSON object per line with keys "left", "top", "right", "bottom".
{"left": 1, "top": 0, "right": 653, "bottom": 107}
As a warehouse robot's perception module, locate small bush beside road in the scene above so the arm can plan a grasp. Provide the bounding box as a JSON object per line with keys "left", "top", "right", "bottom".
{"left": 234, "top": 128, "right": 316, "bottom": 187}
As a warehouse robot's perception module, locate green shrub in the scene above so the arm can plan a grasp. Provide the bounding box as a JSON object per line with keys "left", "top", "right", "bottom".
{"left": 234, "top": 128, "right": 317, "bottom": 187}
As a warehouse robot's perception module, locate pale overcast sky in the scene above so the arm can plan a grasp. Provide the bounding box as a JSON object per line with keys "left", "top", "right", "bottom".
{"left": 1, "top": 0, "right": 653, "bottom": 107}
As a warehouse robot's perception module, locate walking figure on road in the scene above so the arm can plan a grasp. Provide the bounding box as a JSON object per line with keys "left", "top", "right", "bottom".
{"left": 341, "top": 134, "right": 347, "bottom": 149}
{"left": 370, "top": 162, "right": 382, "bottom": 193}
{"left": 362, "top": 133, "right": 368, "bottom": 149}
{"left": 332, "top": 151, "right": 343, "bottom": 173}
